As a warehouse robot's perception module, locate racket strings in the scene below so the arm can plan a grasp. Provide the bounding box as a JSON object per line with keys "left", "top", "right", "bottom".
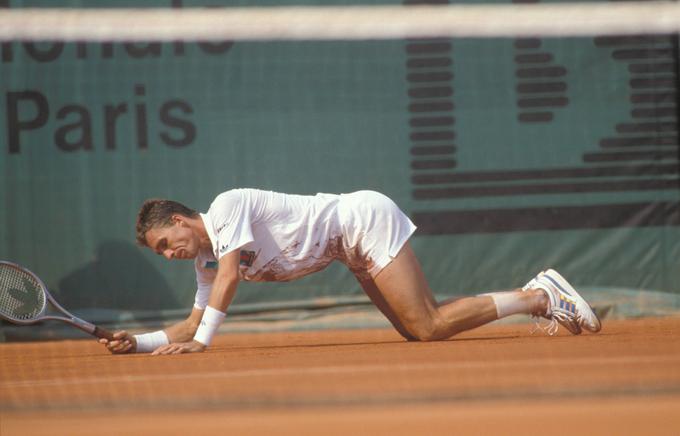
{"left": 0, "top": 265, "right": 46, "bottom": 321}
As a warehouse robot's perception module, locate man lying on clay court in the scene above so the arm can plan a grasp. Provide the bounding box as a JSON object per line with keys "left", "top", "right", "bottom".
{"left": 100, "top": 188, "right": 601, "bottom": 355}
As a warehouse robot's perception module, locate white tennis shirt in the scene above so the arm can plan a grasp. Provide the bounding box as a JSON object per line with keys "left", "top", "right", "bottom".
{"left": 193, "top": 188, "right": 343, "bottom": 309}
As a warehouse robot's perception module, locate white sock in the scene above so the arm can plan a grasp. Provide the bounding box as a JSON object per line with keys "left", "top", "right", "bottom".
{"left": 482, "top": 291, "right": 532, "bottom": 319}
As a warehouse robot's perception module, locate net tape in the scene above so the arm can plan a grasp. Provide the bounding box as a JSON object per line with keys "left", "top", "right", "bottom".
{"left": 0, "top": 2, "right": 678, "bottom": 42}
{"left": 0, "top": 265, "right": 46, "bottom": 321}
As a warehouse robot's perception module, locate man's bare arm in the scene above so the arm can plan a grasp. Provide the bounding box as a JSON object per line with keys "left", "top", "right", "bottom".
{"left": 163, "top": 307, "right": 204, "bottom": 343}
{"left": 151, "top": 250, "right": 241, "bottom": 355}
{"left": 99, "top": 307, "right": 204, "bottom": 354}
{"left": 205, "top": 250, "right": 241, "bottom": 313}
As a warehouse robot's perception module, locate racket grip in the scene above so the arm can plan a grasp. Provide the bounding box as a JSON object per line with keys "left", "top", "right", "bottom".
{"left": 94, "top": 326, "right": 116, "bottom": 341}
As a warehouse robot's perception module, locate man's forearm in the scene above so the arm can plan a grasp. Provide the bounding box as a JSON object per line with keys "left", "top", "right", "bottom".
{"left": 191, "top": 258, "right": 240, "bottom": 348}
{"left": 163, "top": 317, "right": 200, "bottom": 343}
{"left": 207, "top": 275, "right": 239, "bottom": 313}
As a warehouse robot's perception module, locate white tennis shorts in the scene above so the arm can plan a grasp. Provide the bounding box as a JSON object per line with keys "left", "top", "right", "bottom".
{"left": 336, "top": 191, "right": 417, "bottom": 280}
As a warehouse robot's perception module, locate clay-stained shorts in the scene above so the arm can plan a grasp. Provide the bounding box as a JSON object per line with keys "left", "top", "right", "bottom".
{"left": 336, "top": 191, "right": 417, "bottom": 281}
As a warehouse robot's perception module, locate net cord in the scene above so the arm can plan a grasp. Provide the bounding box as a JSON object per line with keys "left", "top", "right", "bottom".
{"left": 0, "top": 2, "right": 678, "bottom": 42}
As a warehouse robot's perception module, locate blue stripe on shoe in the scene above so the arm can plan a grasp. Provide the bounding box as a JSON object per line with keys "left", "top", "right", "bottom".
{"left": 544, "top": 273, "right": 574, "bottom": 297}
{"left": 558, "top": 296, "right": 576, "bottom": 313}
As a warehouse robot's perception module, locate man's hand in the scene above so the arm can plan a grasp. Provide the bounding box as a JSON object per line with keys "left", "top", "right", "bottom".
{"left": 99, "top": 330, "right": 136, "bottom": 354}
{"left": 151, "top": 340, "right": 206, "bottom": 355}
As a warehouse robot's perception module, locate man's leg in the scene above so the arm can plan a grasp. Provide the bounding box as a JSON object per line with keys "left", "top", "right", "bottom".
{"left": 372, "top": 241, "right": 547, "bottom": 341}
{"left": 356, "top": 275, "right": 417, "bottom": 341}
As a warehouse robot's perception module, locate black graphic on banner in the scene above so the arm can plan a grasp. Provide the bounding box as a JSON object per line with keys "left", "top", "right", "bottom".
{"left": 410, "top": 30, "right": 680, "bottom": 234}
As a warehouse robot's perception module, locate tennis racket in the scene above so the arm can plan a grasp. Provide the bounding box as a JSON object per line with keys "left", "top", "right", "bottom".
{"left": 0, "top": 261, "right": 115, "bottom": 340}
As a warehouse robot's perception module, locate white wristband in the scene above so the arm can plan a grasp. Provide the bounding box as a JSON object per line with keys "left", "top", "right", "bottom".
{"left": 193, "top": 306, "right": 226, "bottom": 346}
{"left": 134, "top": 330, "right": 169, "bottom": 353}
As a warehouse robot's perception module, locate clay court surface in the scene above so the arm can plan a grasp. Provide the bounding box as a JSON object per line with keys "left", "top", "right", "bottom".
{"left": 1, "top": 316, "right": 679, "bottom": 435}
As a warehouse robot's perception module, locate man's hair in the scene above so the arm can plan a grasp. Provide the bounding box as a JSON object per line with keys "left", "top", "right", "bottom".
{"left": 135, "top": 199, "right": 199, "bottom": 247}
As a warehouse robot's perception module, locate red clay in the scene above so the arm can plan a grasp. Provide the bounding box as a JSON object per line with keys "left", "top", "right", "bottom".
{"left": 1, "top": 317, "right": 679, "bottom": 435}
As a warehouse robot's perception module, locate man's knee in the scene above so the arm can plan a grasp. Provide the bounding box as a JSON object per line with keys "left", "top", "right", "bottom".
{"left": 403, "top": 316, "right": 445, "bottom": 342}
{"left": 394, "top": 325, "right": 418, "bottom": 341}
{"left": 382, "top": 314, "right": 419, "bottom": 341}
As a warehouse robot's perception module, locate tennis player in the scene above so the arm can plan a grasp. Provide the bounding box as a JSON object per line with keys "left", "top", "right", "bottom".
{"left": 100, "top": 189, "right": 601, "bottom": 355}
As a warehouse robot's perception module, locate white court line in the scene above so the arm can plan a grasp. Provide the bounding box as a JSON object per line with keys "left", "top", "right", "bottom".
{"left": 2, "top": 354, "right": 680, "bottom": 389}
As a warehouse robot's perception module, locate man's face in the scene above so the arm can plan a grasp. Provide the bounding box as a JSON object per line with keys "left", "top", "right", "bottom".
{"left": 144, "top": 217, "right": 200, "bottom": 260}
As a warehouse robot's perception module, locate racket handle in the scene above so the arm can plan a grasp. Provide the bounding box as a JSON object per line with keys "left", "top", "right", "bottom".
{"left": 94, "top": 326, "right": 116, "bottom": 341}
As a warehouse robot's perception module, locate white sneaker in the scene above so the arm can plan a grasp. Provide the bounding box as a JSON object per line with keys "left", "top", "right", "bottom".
{"left": 522, "top": 269, "right": 601, "bottom": 335}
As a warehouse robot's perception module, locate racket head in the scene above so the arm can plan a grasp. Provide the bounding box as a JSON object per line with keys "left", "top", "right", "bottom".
{"left": 0, "top": 261, "right": 48, "bottom": 324}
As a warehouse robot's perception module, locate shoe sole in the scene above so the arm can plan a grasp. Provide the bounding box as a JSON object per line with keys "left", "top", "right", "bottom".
{"left": 542, "top": 269, "right": 602, "bottom": 333}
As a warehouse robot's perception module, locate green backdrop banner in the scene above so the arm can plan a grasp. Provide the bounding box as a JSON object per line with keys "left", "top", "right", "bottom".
{"left": 1, "top": 0, "right": 679, "bottom": 329}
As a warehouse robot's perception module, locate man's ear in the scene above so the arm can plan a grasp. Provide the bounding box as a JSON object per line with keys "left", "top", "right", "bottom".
{"left": 171, "top": 214, "right": 185, "bottom": 226}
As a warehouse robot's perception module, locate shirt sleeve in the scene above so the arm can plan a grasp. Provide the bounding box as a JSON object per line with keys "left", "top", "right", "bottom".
{"left": 209, "top": 190, "right": 255, "bottom": 259}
